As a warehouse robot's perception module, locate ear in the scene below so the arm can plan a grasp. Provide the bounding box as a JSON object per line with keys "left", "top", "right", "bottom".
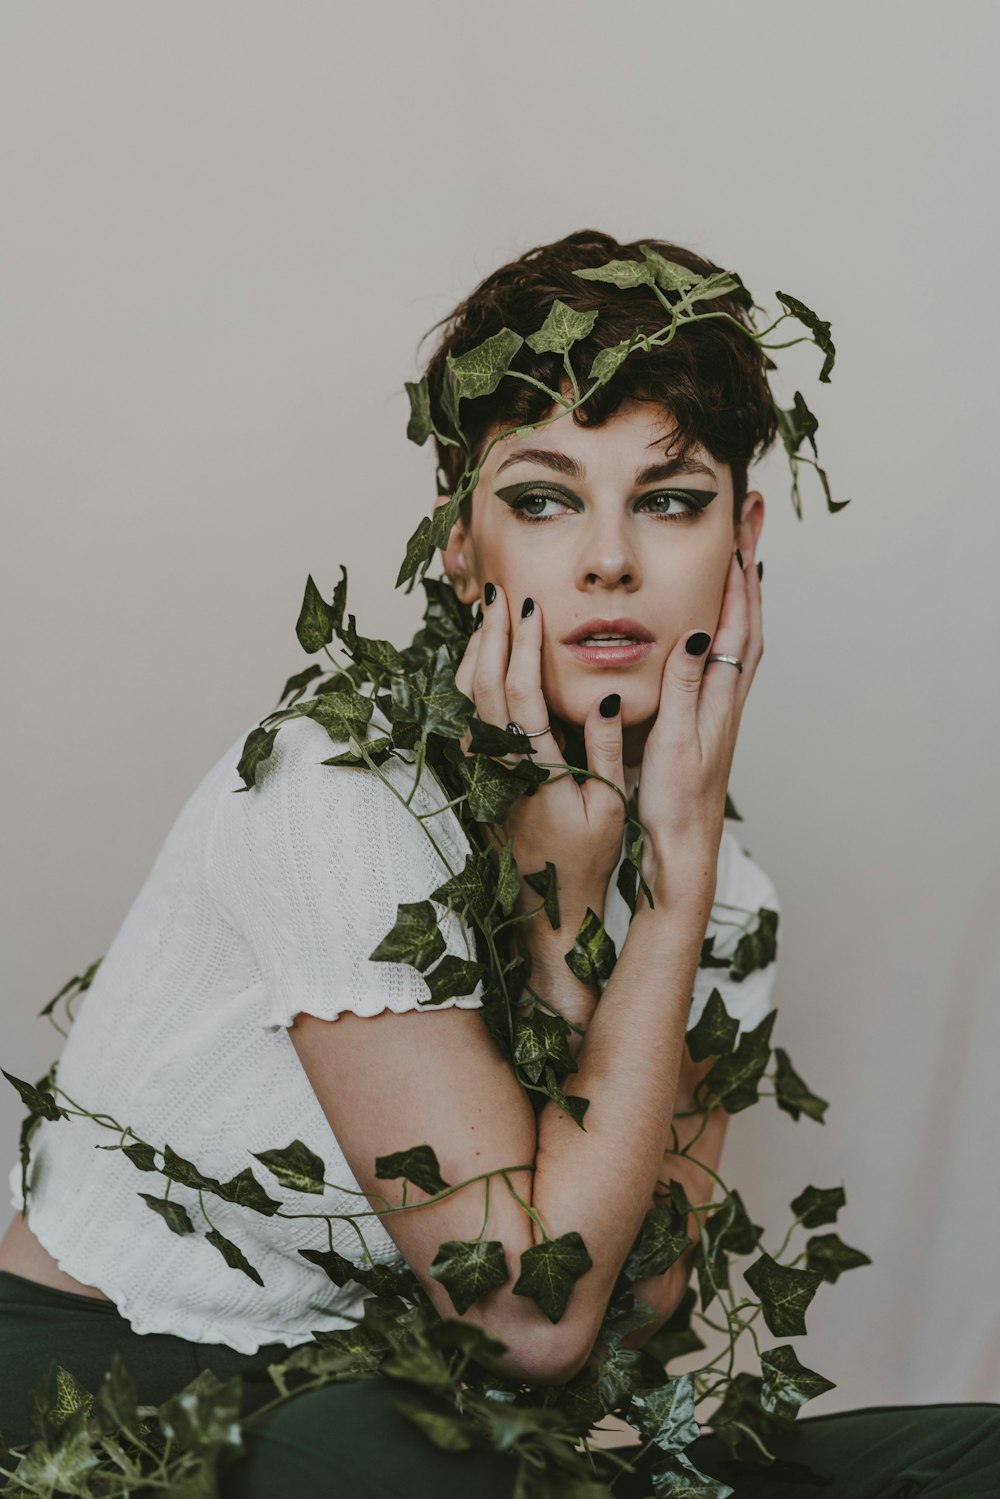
{"left": 734, "top": 489, "right": 765, "bottom": 565}
{"left": 432, "top": 494, "right": 480, "bottom": 604}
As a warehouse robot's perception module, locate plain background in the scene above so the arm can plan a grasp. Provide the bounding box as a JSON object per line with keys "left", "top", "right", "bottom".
{"left": 2, "top": 1, "right": 998, "bottom": 1415}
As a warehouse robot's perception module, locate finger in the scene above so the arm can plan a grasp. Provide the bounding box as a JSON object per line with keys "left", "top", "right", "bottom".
{"left": 454, "top": 609, "right": 484, "bottom": 756}
{"left": 504, "top": 595, "right": 567, "bottom": 769}
{"left": 581, "top": 689, "right": 626, "bottom": 815}
{"left": 699, "top": 551, "right": 751, "bottom": 715}
{"left": 658, "top": 625, "right": 716, "bottom": 743}
{"left": 471, "top": 580, "right": 513, "bottom": 733}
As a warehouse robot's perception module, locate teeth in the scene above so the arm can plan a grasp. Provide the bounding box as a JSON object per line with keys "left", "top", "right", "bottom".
{"left": 580, "top": 634, "right": 636, "bottom": 644}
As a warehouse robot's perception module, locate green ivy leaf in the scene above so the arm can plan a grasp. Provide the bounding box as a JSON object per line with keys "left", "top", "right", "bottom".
{"left": 393, "top": 1395, "right": 476, "bottom": 1452}
{"left": 298, "top": 1247, "right": 419, "bottom": 1299}
{"left": 446, "top": 328, "right": 524, "bottom": 402}
{"left": 790, "top": 1184, "right": 845, "bottom": 1229}
{"left": 595, "top": 1346, "right": 662, "bottom": 1410}
{"left": 380, "top": 1342, "right": 454, "bottom": 1394}
{"left": 11, "top": 1408, "right": 101, "bottom": 1495}
{"left": 138, "top": 1193, "right": 196, "bottom": 1236}
{"left": 564, "top": 908, "right": 617, "bottom": 991}
{"left": 158, "top": 1368, "right": 244, "bottom": 1455}
{"left": 396, "top": 513, "right": 435, "bottom": 590}
{"left": 708, "top": 1190, "right": 763, "bottom": 1256}
{"left": 539, "top": 1065, "right": 590, "bottom": 1129}
{"left": 496, "top": 838, "right": 520, "bottom": 917}
{"left": 648, "top": 1450, "right": 735, "bottom": 1497}
{"left": 524, "top": 299, "right": 599, "bottom": 355}
{"left": 94, "top": 1352, "right": 139, "bottom": 1436}
{"left": 235, "top": 723, "right": 282, "bottom": 790}
{"left": 513, "top": 1232, "right": 593, "bottom": 1323}
{"left": 391, "top": 644, "right": 475, "bottom": 740}
{"left": 297, "top": 686, "right": 374, "bottom": 744}
{"left": 728, "top": 907, "right": 779, "bottom": 981}
{"left": 121, "top": 1141, "right": 158, "bottom": 1172}
{"left": 278, "top": 662, "right": 324, "bottom": 706}
{"left": 706, "top": 1370, "right": 794, "bottom": 1462}
{"left": 628, "top": 1372, "right": 700, "bottom": 1452}
{"left": 420, "top": 955, "right": 484, "bottom": 1004}
{"left": 375, "top": 1143, "right": 451, "bottom": 1197}
{"left": 512, "top": 1008, "right": 577, "bottom": 1084}
{"left": 624, "top": 1201, "right": 692, "bottom": 1282}
{"left": 216, "top": 1167, "right": 282, "bottom": 1217}
{"left": 775, "top": 291, "right": 836, "bottom": 382}
{"left": 637, "top": 246, "right": 700, "bottom": 293}
{"left": 456, "top": 748, "right": 546, "bottom": 823}
{"left": 428, "top": 1238, "right": 509, "bottom": 1314}
{"left": 36, "top": 960, "right": 101, "bottom": 1019}
{"left": 252, "top": 1138, "right": 327, "bottom": 1195}
{"left": 161, "top": 1144, "right": 224, "bottom": 1195}
{"left": 524, "top": 862, "right": 560, "bottom": 929}
{"left": 430, "top": 850, "right": 496, "bottom": 922}
{"left": 686, "top": 989, "right": 738, "bottom": 1062}
{"left": 573, "top": 258, "right": 657, "bottom": 290}
{"left": 805, "top": 1233, "right": 872, "bottom": 1284}
{"left": 723, "top": 792, "right": 742, "bottom": 821}
{"left": 760, "top": 1344, "right": 836, "bottom": 1420}
{"left": 404, "top": 377, "right": 433, "bottom": 446}
{"left": 703, "top": 1011, "right": 776, "bottom": 1113}
{"left": 204, "top": 1228, "right": 264, "bottom": 1287}
{"left": 598, "top": 1287, "right": 662, "bottom": 1349}
{"left": 774, "top": 1048, "right": 829, "bottom": 1124}
{"left": 466, "top": 715, "right": 539, "bottom": 757}
{"left": 588, "top": 339, "right": 633, "bottom": 385}
{"left": 295, "top": 573, "right": 339, "bottom": 654}
{"left": 369, "top": 900, "right": 447, "bottom": 973}
{"left": 697, "top": 934, "right": 731, "bottom": 970}
{"left": 322, "top": 734, "right": 394, "bottom": 768}
{"left": 685, "top": 270, "right": 742, "bottom": 306}
{"left": 2, "top": 1068, "right": 67, "bottom": 1123}
{"left": 743, "top": 1251, "right": 823, "bottom": 1337}
{"left": 51, "top": 1366, "right": 95, "bottom": 1430}
{"left": 776, "top": 390, "right": 819, "bottom": 459}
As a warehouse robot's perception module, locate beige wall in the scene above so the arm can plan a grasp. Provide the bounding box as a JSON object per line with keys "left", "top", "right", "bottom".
{"left": 2, "top": 0, "right": 998, "bottom": 1410}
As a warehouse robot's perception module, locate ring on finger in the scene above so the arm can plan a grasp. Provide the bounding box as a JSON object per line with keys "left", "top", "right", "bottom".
{"left": 705, "top": 654, "right": 743, "bottom": 674}
{"left": 506, "top": 720, "right": 552, "bottom": 738}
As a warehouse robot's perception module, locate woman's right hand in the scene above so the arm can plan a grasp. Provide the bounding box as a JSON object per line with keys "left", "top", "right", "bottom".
{"left": 453, "top": 582, "right": 628, "bottom": 918}
{"left": 636, "top": 549, "right": 762, "bottom": 915}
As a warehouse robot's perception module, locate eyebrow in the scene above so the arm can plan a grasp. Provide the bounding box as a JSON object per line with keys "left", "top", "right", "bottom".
{"left": 493, "top": 446, "right": 719, "bottom": 484}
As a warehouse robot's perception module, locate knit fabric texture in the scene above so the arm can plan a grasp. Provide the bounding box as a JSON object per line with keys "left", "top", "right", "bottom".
{"left": 8, "top": 705, "right": 780, "bottom": 1353}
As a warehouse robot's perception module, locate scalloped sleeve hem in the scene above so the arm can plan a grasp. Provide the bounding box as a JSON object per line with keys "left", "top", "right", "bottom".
{"left": 205, "top": 713, "right": 486, "bottom": 1033}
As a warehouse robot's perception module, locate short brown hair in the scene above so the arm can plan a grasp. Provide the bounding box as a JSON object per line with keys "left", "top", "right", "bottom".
{"left": 417, "top": 228, "right": 779, "bottom": 525}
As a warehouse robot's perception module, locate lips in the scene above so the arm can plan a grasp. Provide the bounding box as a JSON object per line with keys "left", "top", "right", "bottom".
{"left": 562, "top": 617, "right": 654, "bottom": 645}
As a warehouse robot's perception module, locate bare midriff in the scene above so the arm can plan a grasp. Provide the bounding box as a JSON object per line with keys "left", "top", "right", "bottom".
{"left": 0, "top": 1211, "right": 114, "bottom": 1302}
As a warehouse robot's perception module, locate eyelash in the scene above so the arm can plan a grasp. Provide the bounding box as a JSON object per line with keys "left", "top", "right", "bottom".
{"left": 507, "top": 490, "right": 702, "bottom": 524}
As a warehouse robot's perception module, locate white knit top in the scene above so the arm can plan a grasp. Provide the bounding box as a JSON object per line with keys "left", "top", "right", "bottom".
{"left": 8, "top": 702, "right": 780, "bottom": 1354}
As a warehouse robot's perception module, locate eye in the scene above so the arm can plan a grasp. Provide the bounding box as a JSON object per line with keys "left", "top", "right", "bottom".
{"left": 638, "top": 491, "right": 703, "bottom": 521}
{"left": 506, "top": 490, "right": 575, "bottom": 523}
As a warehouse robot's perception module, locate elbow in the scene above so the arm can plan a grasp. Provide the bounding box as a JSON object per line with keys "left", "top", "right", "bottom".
{"left": 484, "top": 1313, "right": 595, "bottom": 1388}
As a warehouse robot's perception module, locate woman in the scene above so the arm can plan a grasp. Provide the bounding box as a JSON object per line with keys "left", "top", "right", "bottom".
{"left": 1, "top": 230, "right": 996, "bottom": 1497}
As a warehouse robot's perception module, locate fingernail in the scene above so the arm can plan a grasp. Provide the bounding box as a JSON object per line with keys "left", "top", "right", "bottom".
{"left": 686, "top": 631, "right": 711, "bottom": 656}
{"left": 473, "top": 610, "right": 484, "bottom": 631}
{"left": 756, "top": 559, "right": 764, "bottom": 581}
{"left": 736, "top": 548, "right": 744, "bottom": 569}
{"left": 484, "top": 582, "right": 496, "bottom": 605}
{"left": 599, "top": 693, "right": 621, "bottom": 718}
{"left": 521, "top": 596, "right": 534, "bottom": 618}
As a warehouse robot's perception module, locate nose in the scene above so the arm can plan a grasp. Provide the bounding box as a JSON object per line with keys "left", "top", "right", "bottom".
{"left": 574, "top": 513, "right": 641, "bottom": 592}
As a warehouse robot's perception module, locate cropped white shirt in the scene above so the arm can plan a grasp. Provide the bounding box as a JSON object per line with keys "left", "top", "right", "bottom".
{"left": 8, "top": 705, "right": 780, "bottom": 1354}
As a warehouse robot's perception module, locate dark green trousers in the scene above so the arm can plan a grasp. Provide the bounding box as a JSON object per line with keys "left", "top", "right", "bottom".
{"left": 2, "top": 1271, "right": 998, "bottom": 1497}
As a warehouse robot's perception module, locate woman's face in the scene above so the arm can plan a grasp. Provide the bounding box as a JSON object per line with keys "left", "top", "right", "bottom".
{"left": 438, "top": 398, "right": 764, "bottom": 764}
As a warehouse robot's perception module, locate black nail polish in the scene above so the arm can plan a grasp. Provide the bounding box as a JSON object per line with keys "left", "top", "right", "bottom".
{"left": 521, "top": 596, "right": 534, "bottom": 619}
{"left": 484, "top": 582, "right": 496, "bottom": 605}
{"left": 599, "top": 693, "right": 621, "bottom": 718}
{"left": 686, "top": 632, "right": 711, "bottom": 656}
{"left": 736, "top": 548, "right": 744, "bottom": 569}
{"left": 473, "top": 610, "right": 484, "bottom": 631}
{"left": 756, "top": 559, "right": 764, "bottom": 581}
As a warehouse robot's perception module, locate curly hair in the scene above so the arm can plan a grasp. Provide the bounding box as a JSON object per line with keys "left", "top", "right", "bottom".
{"left": 417, "top": 228, "right": 779, "bottom": 525}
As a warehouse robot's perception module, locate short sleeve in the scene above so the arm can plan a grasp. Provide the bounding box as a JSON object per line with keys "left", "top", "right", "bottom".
{"left": 689, "top": 830, "right": 781, "bottom": 1041}
{"left": 207, "top": 713, "right": 486, "bottom": 1031}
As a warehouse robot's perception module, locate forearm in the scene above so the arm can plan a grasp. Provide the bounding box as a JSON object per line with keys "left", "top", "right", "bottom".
{"left": 524, "top": 892, "right": 715, "bottom": 1364}
{"left": 522, "top": 909, "right": 727, "bottom": 1350}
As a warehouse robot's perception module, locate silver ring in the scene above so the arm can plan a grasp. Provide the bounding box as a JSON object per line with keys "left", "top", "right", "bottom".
{"left": 706, "top": 653, "right": 743, "bottom": 674}
{"left": 506, "top": 720, "right": 551, "bottom": 739}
